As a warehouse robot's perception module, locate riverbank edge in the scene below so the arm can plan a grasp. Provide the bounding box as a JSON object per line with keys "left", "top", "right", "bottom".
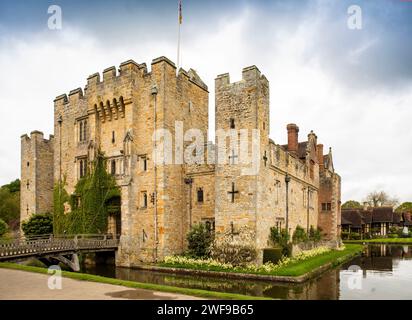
{"left": 131, "top": 244, "right": 363, "bottom": 284}
{"left": 0, "top": 262, "right": 271, "bottom": 300}
{"left": 344, "top": 238, "right": 412, "bottom": 244}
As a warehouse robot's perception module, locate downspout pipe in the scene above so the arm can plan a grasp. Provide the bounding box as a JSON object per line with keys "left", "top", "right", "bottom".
{"left": 151, "top": 85, "right": 158, "bottom": 262}
{"left": 285, "top": 174, "right": 291, "bottom": 235}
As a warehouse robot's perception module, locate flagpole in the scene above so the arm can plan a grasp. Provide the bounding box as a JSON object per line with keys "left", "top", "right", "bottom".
{"left": 177, "top": 21, "right": 181, "bottom": 72}
{"left": 177, "top": 0, "right": 182, "bottom": 72}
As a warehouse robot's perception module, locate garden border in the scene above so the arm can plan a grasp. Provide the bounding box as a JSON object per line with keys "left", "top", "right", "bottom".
{"left": 130, "top": 245, "right": 363, "bottom": 284}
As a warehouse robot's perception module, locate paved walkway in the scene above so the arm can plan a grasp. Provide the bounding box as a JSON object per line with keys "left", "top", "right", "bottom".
{"left": 0, "top": 268, "right": 201, "bottom": 300}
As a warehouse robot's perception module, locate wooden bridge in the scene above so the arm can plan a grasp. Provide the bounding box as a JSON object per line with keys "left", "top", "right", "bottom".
{"left": 0, "top": 234, "right": 119, "bottom": 271}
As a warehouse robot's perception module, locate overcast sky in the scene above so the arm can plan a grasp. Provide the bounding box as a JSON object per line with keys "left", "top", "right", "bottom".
{"left": 0, "top": 0, "right": 411, "bottom": 203}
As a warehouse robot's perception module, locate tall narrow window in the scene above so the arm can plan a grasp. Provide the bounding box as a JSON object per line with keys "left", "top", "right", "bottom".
{"left": 139, "top": 155, "right": 148, "bottom": 172}
{"left": 230, "top": 118, "right": 235, "bottom": 129}
{"left": 79, "top": 160, "right": 83, "bottom": 178}
{"left": 197, "top": 188, "right": 204, "bottom": 203}
{"left": 111, "top": 160, "right": 116, "bottom": 175}
{"left": 83, "top": 121, "right": 87, "bottom": 141}
{"left": 79, "top": 159, "right": 87, "bottom": 178}
{"left": 142, "top": 192, "right": 148, "bottom": 208}
{"left": 79, "top": 121, "right": 83, "bottom": 142}
{"left": 112, "top": 131, "right": 115, "bottom": 144}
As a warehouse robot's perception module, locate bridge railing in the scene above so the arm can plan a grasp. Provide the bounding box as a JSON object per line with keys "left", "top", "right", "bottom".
{"left": 0, "top": 234, "right": 119, "bottom": 260}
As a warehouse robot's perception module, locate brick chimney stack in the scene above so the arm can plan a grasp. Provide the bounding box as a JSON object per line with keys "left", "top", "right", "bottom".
{"left": 287, "top": 124, "right": 299, "bottom": 154}
{"left": 317, "top": 144, "right": 324, "bottom": 168}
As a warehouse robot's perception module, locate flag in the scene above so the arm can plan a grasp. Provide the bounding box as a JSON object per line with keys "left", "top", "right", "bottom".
{"left": 178, "top": 0, "right": 183, "bottom": 24}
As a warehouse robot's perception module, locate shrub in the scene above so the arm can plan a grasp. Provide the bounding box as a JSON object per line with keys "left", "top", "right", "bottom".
{"left": 263, "top": 248, "right": 283, "bottom": 264}
{"left": 341, "top": 231, "right": 350, "bottom": 240}
{"left": 269, "top": 227, "right": 291, "bottom": 257}
{"left": 363, "top": 232, "right": 372, "bottom": 239}
{"left": 292, "top": 225, "right": 308, "bottom": 244}
{"left": 0, "top": 218, "right": 8, "bottom": 237}
{"left": 349, "top": 232, "right": 361, "bottom": 240}
{"left": 388, "top": 233, "right": 398, "bottom": 238}
{"left": 186, "top": 223, "right": 213, "bottom": 258}
{"left": 309, "top": 225, "right": 322, "bottom": 242}
{"left": 21, "top": 213, "right": 53, "bottom": 237}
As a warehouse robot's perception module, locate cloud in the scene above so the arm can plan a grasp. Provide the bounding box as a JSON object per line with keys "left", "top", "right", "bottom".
{"left": 0, "top": 1, "right": 411, "bottom": 205}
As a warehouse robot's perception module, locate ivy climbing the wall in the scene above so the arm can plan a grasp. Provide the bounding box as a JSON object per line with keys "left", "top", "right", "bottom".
{"left": 53, "top": 151, "right": 120, "bottom": 235}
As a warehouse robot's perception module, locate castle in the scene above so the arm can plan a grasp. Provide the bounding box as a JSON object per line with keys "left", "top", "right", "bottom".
{"left": 20, "top": 56, "right": 341, "bottom": 266}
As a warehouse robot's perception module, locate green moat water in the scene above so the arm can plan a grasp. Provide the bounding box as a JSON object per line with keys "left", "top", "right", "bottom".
{"left": 82, "top": 244, "right": 412, "bottom": 300}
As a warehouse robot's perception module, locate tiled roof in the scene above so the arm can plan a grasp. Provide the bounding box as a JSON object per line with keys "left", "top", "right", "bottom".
{"left": 281, "top": 141, "right": 308, "bottom": 159}
{"left": 341, "top": 210, "right": 363, "bottom": 228}
{"left": 372, "top": 207, "right": 394, "bottom": 223}
{"left": 298, "top": 142, "right": 308, "bottom": 159}
{"left": 361, "top": 211, "right": 373, "bottom": 224}
{"left": 342, "top": 207, "right": 402, "bottom": 226}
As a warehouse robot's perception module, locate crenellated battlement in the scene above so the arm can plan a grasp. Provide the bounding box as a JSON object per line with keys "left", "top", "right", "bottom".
{"left": 55, "top": 56, "right": 208, "bottom": 109}
{"left": 21, "top": 131, "right": 54, "bottom": 144}
{"left": 215, "top": 65, "right": 268, "bottom": 89}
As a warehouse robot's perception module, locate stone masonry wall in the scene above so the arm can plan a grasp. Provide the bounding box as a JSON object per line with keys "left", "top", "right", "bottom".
{"left": 20, "top": 131, "right": 54, "bottom": 224}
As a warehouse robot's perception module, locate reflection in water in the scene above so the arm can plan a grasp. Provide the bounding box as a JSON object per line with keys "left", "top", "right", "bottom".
{"left": 82, "top": 245, "right": 412, "bottom": 300}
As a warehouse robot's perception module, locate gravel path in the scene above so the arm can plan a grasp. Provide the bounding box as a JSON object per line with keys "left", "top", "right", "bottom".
{"left": 0, "top": 268, "right": 201, "bottom": 300}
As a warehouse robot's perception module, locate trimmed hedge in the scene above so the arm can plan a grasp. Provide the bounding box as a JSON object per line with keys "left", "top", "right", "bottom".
{"left": 262, "top": 248, "right": 283, "bottom": 264}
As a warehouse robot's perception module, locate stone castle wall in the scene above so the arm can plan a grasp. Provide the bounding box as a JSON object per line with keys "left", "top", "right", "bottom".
{"left": 20, "top": 55, "right": 341, "bottom": 264}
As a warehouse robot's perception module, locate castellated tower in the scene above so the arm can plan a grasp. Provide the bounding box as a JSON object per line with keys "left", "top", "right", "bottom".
{"left": 50, "top": 56, "right": 209, "bottom": 265}
{"left": 317, "top": 145, "right": 342, "bottom": 240}
{"left": 20, "top": 131, "right": 54, "bottom": 223}
{"left": 214, "top": 66, "right": 271, "bottom": 254}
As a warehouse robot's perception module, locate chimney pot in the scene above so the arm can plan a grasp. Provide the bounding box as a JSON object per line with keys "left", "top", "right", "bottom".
{"left": 287, "top": 124, "right": 299, "bottom": 154}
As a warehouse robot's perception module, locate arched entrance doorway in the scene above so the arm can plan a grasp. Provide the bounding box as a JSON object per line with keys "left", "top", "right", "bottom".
{"left": 106, "top": 196, "right": 121, "bottom": 238}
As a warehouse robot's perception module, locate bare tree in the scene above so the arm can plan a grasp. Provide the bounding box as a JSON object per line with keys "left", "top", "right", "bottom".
{"left": 365, "top": 191, "right": 399, "bottom": 208}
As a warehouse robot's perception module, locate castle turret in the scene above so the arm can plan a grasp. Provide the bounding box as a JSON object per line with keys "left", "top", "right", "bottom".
{"left": 20, "top": 131, "right": 54, "bottom": 224}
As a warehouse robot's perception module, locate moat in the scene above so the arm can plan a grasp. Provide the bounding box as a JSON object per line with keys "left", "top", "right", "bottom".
{"left": 81, "top": 244, "right": 412, "bottom": 300}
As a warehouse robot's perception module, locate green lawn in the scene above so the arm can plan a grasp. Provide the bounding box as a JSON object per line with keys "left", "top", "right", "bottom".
{"left": 0, "top": 262, "right": 269, "bottom": 300}
{"left": 344, "top": 238, "right": 412, "bottom": 244}
{"left": 159, "top": 244, "right": 363, "bottom": 277}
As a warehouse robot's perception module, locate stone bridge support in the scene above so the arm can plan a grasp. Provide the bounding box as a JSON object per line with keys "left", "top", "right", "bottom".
{"left": 39, "top": 253, "right": 80, "bottom": 272}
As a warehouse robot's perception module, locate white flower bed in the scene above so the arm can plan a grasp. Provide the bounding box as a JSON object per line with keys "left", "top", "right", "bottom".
{"left": 163, "top": 246, "right": 332, "bottom": 274}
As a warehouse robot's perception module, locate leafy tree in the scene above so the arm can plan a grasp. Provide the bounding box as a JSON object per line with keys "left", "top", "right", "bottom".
{"left": 2, "top": 179, "right": 20, "bottom": 193}
{"left": 187, "top": 223, "right": 214, "bottom": 258}
{"left": 365, "top": 191, "right": 399, "bottom": 208}
{"left": 0, "top": 218, "right": 8, "bottom": 237}
{"left": 0, "top": 184, "right": 20, "bottom": 230}
{"left": 342, "top": 200, "right": 362, "bottom": 209}
{"left": 21, "top": 213, "right": 53, "bottom": 237}
{"left": 395, "top": 202, "right": 412, "bottom": 213}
